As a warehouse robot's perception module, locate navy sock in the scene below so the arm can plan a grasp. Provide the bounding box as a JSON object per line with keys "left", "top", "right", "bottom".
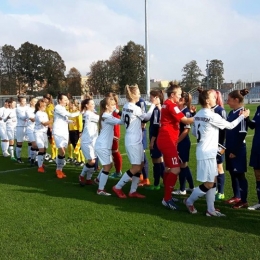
{"left": 185, "top": 166, "right": 194, "bottom": 189}
{"left": 179, "top": 168, "right": 186, "bottom": 191}
{"left": 160, "top": 162, "right": 165, "bottom": 179}
{"left": 153, "top": 163, "right": 161, "bottom": 186}
{"left": 217, "top": 173, "right": 225, "bottom": 194}
{"left": 238, "top": 177, "right": 248, "bottom": 203}
{"left": 256, "top": 181, "right": 260, "bottom": 203}
{"left": 142, "top": 153, "right": 149, "bottom": 179}
{"left": 230, "top": 171, "right": 240, "bottom": 198}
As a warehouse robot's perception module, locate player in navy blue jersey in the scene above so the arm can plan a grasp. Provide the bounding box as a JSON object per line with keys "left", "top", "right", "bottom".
{"left": 172, "top": 91, "right": 194, "bottom": 195}
{"left": 225, "top": 89, "right": 249, "bottom": 209}
{"left": 146, "top": 89, "right": 165, "bottom": 190}
{"left": 211, "top": 90, "right": 227, "bottom": 200}
{"left": 247, "top": 105, "right": 260, "bottom": 210}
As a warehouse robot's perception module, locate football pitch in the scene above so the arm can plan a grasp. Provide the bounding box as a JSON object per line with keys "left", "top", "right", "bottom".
{"left": 0, "top": 104, "right": 259, "bottom": 259}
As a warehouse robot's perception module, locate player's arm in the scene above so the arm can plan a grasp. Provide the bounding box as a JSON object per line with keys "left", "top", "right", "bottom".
{"left": 178, "top": 128, "right": 190, "bottom": 143}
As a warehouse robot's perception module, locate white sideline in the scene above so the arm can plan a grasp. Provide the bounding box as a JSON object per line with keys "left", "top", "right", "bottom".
{"left": 0, "top": 167, "right": 32, "bottom": 174}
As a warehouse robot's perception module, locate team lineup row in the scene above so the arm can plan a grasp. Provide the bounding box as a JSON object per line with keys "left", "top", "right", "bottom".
{"left": 0, "top": 85, "right": 260, "bottom": 215}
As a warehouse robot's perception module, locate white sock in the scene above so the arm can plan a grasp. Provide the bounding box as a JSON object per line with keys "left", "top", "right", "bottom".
{"left": 56, "top": 157, "right": 65, "bottom": 171}
{"left": 86, "top": 167, "right": 95, "bottom": 180}
{"left": 80, "top": 165, "right": 88, "bottom": 177}
{"left": 9, "top": 146, "right": 14, "bottom": 157}
{"left": 115, "top": 172, "right": 131, "bottom": 189}
{"left": 16, "top": 146, "right": 22, "bottom": 159}
{"left": 99, "top": 172, "right": 109, "bottom": 190}
{"left": 28, "top": 145, "right": 31, "bottom": 158}
{"left": 37, "top": 154, "right": 43, "bottom": 167}
{"left": 206, "top": 187, "right": 216, "bottom": 213}
{"left": 186, "top": 186, "right": 206, "bottom": 205}
{"left": 1, "top": 142, "right": 8, "bottom": 153}
{"left": 1, "top": 142, "right": 5, "bottom": 152}
{"left": 97, "top": 168, "right": 103, "bottom": 180}
{"left": 130, "top": 176, "right": 140, "bottom": 194}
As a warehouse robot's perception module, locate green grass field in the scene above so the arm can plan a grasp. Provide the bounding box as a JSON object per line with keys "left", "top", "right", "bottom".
{"left": 0, "top": 104, "right": 260, "bottom": 260}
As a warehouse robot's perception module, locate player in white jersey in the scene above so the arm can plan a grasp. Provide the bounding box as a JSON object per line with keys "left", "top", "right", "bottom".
{"left": 113, "top": 84, "right": 160, "bottom": 199}
{"left": 26, "top": 97, "right": 38, "bottom": 165}
{"left": 15, "top": 96, "right": 28, "bottom": 163}
{"left": 52, "top": 93, "right": 80, "bottom": 179}
{"left": 78, "top": 98, "right": 99, "bottom": 185}
{"left": 5, "top": 98, "right": 17, "bottom": 160}
{"left": 0, "top": 100, "right": 10, "bottom": 157}
{"left": 184, "top": 89, "right": 249, "bottom": 217}
{"left": 34, "top": 99, "right": 52, "bottom": 173}
{"left": 94, "top": 97, "right": 124, "bottom": 196}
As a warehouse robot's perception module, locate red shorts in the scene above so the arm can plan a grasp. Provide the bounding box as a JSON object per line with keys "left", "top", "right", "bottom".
{"left": 157, "top": 139, "right": 180, "bottom": 168}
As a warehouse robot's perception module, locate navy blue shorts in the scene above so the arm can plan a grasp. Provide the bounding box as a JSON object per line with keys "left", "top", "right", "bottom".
{"left": 216, "top": 153, "right": 224, "bottom": 164}
{"left": 249, "top": 147, "right": 260, "bottom": 170}
{"left": 150, "top": 140, "right": 162, "bottom": 159}
{"left": 225, "top": 146, "right": 247, "bottom": 173}
{"left": 177, "top": 138, "right": 191, "bottom": 163}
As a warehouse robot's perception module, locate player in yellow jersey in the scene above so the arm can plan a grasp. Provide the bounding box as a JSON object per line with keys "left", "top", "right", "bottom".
{"left": 68, "top": 99, "right": 84, "bottom": 166}
{"left": 43, "top": 94, "right": 57, "bottom": 162}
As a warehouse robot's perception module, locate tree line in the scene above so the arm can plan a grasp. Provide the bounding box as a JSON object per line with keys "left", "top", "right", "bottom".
{"left": 0, "top": 40, "right": 225, "bottom": 97}
{"left": 0, "top": 42, "right": 82, "bottom": 96}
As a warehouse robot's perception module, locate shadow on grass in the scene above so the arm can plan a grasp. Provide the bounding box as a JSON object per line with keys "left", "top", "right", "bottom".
{"left": 1, "top": 162, "right": 260, "bottom": 237}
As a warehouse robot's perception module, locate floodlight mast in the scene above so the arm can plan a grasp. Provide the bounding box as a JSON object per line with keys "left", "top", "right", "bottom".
{"left": 145, "top": 0, "right": 150, "bottom": 96}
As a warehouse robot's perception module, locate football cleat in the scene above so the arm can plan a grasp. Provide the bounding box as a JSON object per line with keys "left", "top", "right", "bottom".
{"left": 248, "top": 203, "right": 260, "bottom": 210}
{"left": 172, "top": 189, "right": 187, "bottom": 195}
{"left": 17, "top": 159, "right": 24, "bottom": 164}
{"left": 85, "top": 179, "right": 93, "bottom": 185}
{"left": 162, "top": 199, "right": 178, "bottom": 210}
{"left": 97, "top": 189, "right": 111, "bottom": 196}
{"left": 3, "top": 151, "right": 10, "bottom": 157}
{"left": 112, "top": 186, "right": 127, "bottom": 199}
{"left": 215, "top": 193, "right": 225, "bottom": 200}
{"left": 225, "top": 197, "right": 241, "bottom": 204}
{"left": 38, "top": 166, "right": 45, "bottom": 173}
{"left": 183, "top": 198, "right": 197, "bottom": 214}
{"left": 128, "top": 192, "right": 146, "bottom": 198}
{"left": 232, "top": 201, "right": 248, "bottom": 209}
{"left": 206, "top": 210, "right": 226, "bottom": 217}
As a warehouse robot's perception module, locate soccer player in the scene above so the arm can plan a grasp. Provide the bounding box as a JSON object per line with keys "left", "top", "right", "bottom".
{"left": 52, "top": 93, "right": 80, "bottom": 178}
{"left": 172, "top": 91, "right": 194, "bottom": 195}
{"left": 147, "top": 89, "right": 165, "bottom": 190}
{"left": 136, "top": 97, "right": 150, "bottom": 186}
{"left": 157, "top": 83, "right": 194, "bottom": 210}
{"left": 210, "top": 90, "right": 227, "bottom": 200}
{"left": 15, "top": 96, "right": 28, "bottom": 163}
{"left": 95, "top": 97, "right": 124, "bottom": 195}
{"left": 247, "top": 105, "right": 260, "bottom": 210}
{"left": 68, "top": 99, "right": 84, "bottom": 166}
{"left": 26, "top": 97, "right": 38, "bottom": 166}
{"left": 0, "top": 100, "right": 10, "bottom": 157}
{"left": 5, "top": 98, "right": 17, "bottom": 160}
{"left": 225, "top": 89, "right": 250, "bottom": 209}
{"left": 43, "top": 94, "right": 56, "bottom": 163}
{"left": 105, "top": 92, "right": 123, "bottom": 179}
{"left": 34, "top": 99, "right": 52, "bottom": 173}
{"left": 113, "top": 84, "right": 160, "bottom": 199}
{"left": 184, "top": 89, "right": 249, "bottom": 216}
{"left": 79, "top": 98, "right": 99, "bottom": 185}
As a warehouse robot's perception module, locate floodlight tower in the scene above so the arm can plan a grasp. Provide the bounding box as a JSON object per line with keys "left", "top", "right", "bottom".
{"left": 145, "top": 0, "right": 150, "bottom": 96}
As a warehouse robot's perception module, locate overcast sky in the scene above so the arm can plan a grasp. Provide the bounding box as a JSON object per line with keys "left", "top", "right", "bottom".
{"left": 1, "top": 0, "right": 260, "bottom": 83}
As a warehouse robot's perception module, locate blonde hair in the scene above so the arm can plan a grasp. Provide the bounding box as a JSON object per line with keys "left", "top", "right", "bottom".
{"left": 125, "top": 84, "right": 139, "bottom": 102}
{"left": 105, "top": 92, "right": 119, "bottom": 105}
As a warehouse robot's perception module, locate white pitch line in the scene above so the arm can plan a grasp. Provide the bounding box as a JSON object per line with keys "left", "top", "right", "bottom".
{"left": 0, "top": 167, "right": 32, "bottom": 174}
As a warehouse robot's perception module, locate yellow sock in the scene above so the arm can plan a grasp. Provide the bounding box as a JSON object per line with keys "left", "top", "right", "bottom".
{"left": 80, "top": 150, "right": 85, "bottom": 163}
{"left": 68, "top": 144, "right": 73, "bottom": 158}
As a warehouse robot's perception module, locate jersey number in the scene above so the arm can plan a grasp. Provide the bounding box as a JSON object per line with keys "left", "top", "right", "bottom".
{"left": 124, "top": 114, "right": 130, "bottom": 129}
{"left": 172, "top": 157, "right": 178, "bottom": 165}
{"left": 197, "top": 123, "right": 201, "bottom": 143}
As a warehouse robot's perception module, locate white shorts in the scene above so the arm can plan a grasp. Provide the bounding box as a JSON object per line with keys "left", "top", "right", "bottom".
{"left": 35, "top": 132, "right": 48, "bottom": 149}
{"left": 7, "top": 128, "right": 15, "bottom": 140}
{"left": 95, "top": 148, "right": 112, "bottom": 166}
{"left": 26, "top": 131, "right": 35, "bottom": 142}
{"left": 197, "top": 158, "right": 218, "bottom": 183}
{"left": 81, "top": 142, "right": 96, "bottom": 160}
{"left": 0, "top": 125, "right": 8, "bottom": 140}
{"left": 53, "top": 134, "right": 68, "bottom": 149}
{"left": 16, "top": 126, "right": 26, "bottom": 142}
{"left": 126, "top": 143, "right": 144, "bottom": 165}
